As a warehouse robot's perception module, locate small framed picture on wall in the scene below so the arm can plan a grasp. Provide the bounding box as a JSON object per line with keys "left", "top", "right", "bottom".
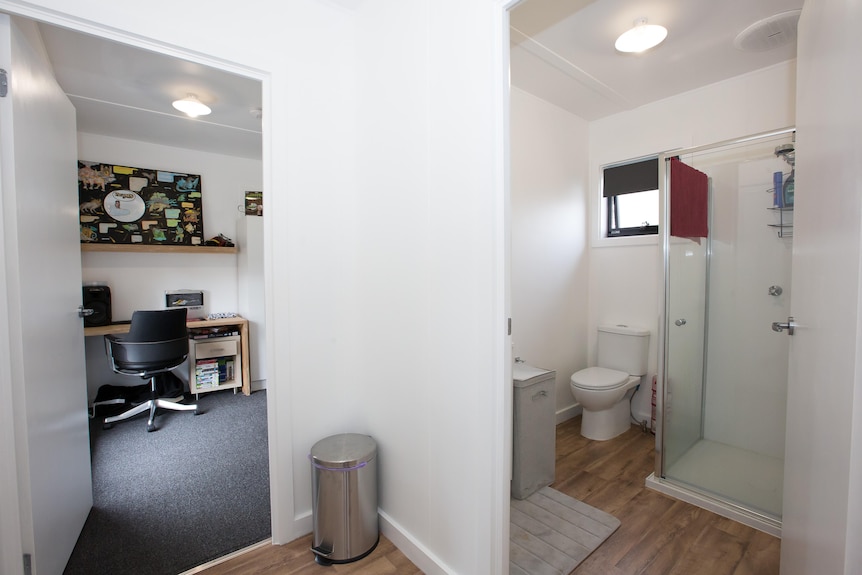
{"left": 244, "top": 191, "right": 263, "bottom": 216}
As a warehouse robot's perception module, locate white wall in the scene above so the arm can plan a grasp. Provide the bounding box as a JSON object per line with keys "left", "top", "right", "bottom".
{"left": 346, "top": 2, "right": 507, "bottom": 572}
{"left": 511, "top": 87, "right": 589, "bottom": 421}
{"left": 78, "top": 132, "right": 262, "bottom": 398}
{"left": 588, "top": 61, "right": 797, "bottom": 423}
{"left": 781, "top": 1, "right": 862, "bottom": 573}
{"left": 237, "top": 214, "right": 266, "bottom": 388}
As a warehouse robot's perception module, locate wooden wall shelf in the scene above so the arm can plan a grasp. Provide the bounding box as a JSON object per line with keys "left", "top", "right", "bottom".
{"left": 81, "top": 243, "right": 237, "bottom": 254}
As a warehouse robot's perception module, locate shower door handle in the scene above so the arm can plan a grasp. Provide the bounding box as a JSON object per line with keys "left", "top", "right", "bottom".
{"left": 772, "top": 316, "right": 797, "bottom": 335}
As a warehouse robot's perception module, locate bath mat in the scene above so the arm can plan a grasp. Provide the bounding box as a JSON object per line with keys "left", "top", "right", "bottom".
{"left": 510, "top": 486, "right": 620, "bottom": 575}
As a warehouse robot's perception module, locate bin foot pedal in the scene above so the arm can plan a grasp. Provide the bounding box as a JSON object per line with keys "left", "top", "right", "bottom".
{"left": 314, "top": 554, "right": 333, "bottom": 566}
{"left": 312, "top": 544, "right": 333, "bottom": 566}
{"left": 311, "top": 537, "right": 379, "bottom": 566}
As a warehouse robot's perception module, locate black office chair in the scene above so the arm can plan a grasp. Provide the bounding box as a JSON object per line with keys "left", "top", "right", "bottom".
{"left": 103, "top": 308, "right": 199, "bottom": 432}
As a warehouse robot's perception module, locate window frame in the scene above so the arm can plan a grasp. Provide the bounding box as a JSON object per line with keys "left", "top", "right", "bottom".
{"left": 602, "top": 157, "right": 660, "bottom": 239}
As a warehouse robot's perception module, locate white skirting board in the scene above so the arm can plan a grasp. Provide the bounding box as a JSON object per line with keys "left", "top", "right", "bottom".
{"left": 555, "top": 403, "right": 582, "bottom": 424}
{"left": 379, "top": 510, "right": 456, "bottom": 575}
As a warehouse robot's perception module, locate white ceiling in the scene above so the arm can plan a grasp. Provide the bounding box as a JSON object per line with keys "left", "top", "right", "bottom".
{"left": 37, "top": 22, "right": 263, "bottom": 160}
{"left": 31, "top": 1, "right": 801, "bottom": 159}
{"left": 511, "top": 0, "right": 804, "bottom": 120}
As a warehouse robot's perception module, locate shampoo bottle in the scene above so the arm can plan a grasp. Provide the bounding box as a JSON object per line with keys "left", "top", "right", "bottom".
{"left": 773, "top": 171, "right": 783, "bottom": 208}
{"left": 783, "top": 170, "right": 795, "bottom": 207}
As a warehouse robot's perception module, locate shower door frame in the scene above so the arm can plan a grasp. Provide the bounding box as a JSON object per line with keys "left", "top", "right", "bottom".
{"left": 653, "top": 127, "right": 796, "bottom": 535}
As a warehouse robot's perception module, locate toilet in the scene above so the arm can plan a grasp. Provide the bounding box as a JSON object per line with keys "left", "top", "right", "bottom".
{"left": 570, "top": 324, "right": 650, "bottom": 441}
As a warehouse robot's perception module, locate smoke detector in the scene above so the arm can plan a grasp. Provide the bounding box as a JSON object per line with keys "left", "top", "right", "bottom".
{"left": 734, "top": 10, "right": 801, "bottom": 52}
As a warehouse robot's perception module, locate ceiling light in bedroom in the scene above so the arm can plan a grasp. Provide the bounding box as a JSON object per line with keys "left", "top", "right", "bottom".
{"left": 172, "top": 94, "right": 211, "bottom": 117}
{"left": 615, "top": 18, "right": 668, "bottom": 53}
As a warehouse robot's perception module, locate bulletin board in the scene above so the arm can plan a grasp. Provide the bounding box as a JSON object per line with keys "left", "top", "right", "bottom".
{"left": 78, "top": 161, "right": 204, "bottom": 245}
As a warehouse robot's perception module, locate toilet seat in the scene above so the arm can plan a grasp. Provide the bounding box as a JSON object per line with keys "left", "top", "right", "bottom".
{"left": 570, "top": 366, "right": 630, "bottom": 390}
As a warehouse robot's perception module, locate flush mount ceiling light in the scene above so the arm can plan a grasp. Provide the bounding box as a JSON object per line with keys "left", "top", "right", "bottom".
{"left": 615, "top": 18, "right": 668, "bottom": 53}
{"left": 172, "top": 94, "right": 211, "bottom": 118}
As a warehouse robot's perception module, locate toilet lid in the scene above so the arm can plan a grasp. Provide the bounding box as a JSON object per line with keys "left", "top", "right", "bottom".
{"left": 571, "top": 366, "right": 629, "bottom": 390}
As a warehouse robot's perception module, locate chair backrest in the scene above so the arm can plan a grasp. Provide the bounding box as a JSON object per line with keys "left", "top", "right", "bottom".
{"left": 127, "top": 308, "right": 188, "bottom": 342}
{"left": 108, "top": 308, "right": 189, "bottom": 373}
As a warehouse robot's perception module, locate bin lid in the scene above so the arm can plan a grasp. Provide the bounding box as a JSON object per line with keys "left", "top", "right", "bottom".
{"left": 310, "top": 433, "right": 377, "bottom": 468}
{"left": 513, "top": 362, "right": 555, "bottom": 388}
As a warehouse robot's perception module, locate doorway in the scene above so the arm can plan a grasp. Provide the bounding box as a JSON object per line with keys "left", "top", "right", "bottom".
{"left": 1, "top": 10, "right": 272, "bottom": 575}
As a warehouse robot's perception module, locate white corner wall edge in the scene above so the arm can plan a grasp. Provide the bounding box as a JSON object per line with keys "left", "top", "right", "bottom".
{"left": 293, "top": 509, "right": 312, "bottom": 536}
{"left": 645, "top": 473, "right": 781, "bottom": 537}
{"left": 379, "top": 510, "right": 456, "bottom": 575}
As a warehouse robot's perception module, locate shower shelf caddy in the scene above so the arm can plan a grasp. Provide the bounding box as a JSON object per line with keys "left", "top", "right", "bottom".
{"left": 767, "top": 205, "right": 793, "bottom": 238}
{"left": 767, "top": 143, "right": 795, "bottom": 238}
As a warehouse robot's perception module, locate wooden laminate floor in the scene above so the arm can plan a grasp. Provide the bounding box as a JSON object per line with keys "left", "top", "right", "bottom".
{"left": 556, "top": 418, "right": 780, "bottom": 575}
{"left": 193, "top": 534, "right": 421, "bottom": 575}
{"left": 198, "top": 416, "right": 780, "bottom": 575}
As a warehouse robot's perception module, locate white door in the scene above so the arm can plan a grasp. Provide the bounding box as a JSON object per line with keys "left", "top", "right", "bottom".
{"left": 0, "top": 15, "right": 92, "bottom": 575}
{"left": 780, "top": 2, "right": 862, "bottom": 573}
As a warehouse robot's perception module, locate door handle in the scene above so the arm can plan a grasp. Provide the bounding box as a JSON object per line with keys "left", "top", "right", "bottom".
{"left": 674, "top": 319, "right": 686, "bottom": 326}
{"left": 78, "top": 305, "right": 94, "bottom": 318}
{"left": 772, "top": 316, "right": 796, "bottom": 335}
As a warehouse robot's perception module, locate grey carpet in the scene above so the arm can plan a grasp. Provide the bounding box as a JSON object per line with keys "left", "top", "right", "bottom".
{"left": 64, "top": 389, "right": 270, "bottom": 575}
{"left": 510, "top": 486, "right": 620, "bottom": 575}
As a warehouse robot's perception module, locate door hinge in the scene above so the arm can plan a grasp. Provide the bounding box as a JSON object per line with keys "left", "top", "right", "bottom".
{"left": 0, "top": 69, "right": 7, "bottom": 98}
{"left": 507, "top": 317, "right": 512, "bottom": 336}
{"left": 23, "top": 553, "right": 32, "bottom": 575}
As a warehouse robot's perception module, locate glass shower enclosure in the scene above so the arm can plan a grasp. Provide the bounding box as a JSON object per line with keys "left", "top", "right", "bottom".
{"left": 649, "top": 128, "right": 795, "bottom": 535}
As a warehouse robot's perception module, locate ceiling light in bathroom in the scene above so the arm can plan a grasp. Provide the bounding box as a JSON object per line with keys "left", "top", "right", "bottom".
{"left": 172, "top": 94, "right": 211, "bottom": 118}
{"left": 615, "top": 18, "right": 668, "bottom": 53}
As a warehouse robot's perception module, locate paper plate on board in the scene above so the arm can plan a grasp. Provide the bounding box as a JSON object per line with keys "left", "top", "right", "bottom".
{"left": 103, "top": 190, "right": 145, "bottom": 223}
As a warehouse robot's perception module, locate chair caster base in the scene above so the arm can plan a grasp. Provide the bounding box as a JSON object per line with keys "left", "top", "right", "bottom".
{"left": 194, "top": 408, "right": 202, "bottom": 416}
{"left": 103, "top": 422, "right": 114, "bottom": 430}
{"left": 147, "top": 422, "right": 156, "bottom": 432}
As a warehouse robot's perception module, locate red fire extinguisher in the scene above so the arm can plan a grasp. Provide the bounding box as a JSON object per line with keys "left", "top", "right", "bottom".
{"left": 650, "top": 375, "right": 657, "bottom": 434}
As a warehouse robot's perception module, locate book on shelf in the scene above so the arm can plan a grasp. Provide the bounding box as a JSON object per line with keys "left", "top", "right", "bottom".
{"left": 193, "top": 357, "right": 237, "bottom": 388}
{"left": 195, "top": 358, "right": 220, "bottom": 389}
{"left": 217, "top": 358, "right": 236, "bottom": 383}
{"left": 189, "top": 326, "right": 240, "bottom": 340}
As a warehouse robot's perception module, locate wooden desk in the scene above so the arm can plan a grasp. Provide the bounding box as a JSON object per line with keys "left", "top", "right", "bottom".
{"left": 84, "top": 316, "right": 251, "bottom": 396}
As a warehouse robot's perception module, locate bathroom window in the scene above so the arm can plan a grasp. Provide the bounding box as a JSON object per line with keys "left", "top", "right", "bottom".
{"left": 604, "top": 157, "right": 659, "bottom": 237}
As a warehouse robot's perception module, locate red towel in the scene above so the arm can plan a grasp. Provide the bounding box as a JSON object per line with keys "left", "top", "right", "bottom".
{"left": 670, "top": 157, "right": 708, "bottom": 239}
